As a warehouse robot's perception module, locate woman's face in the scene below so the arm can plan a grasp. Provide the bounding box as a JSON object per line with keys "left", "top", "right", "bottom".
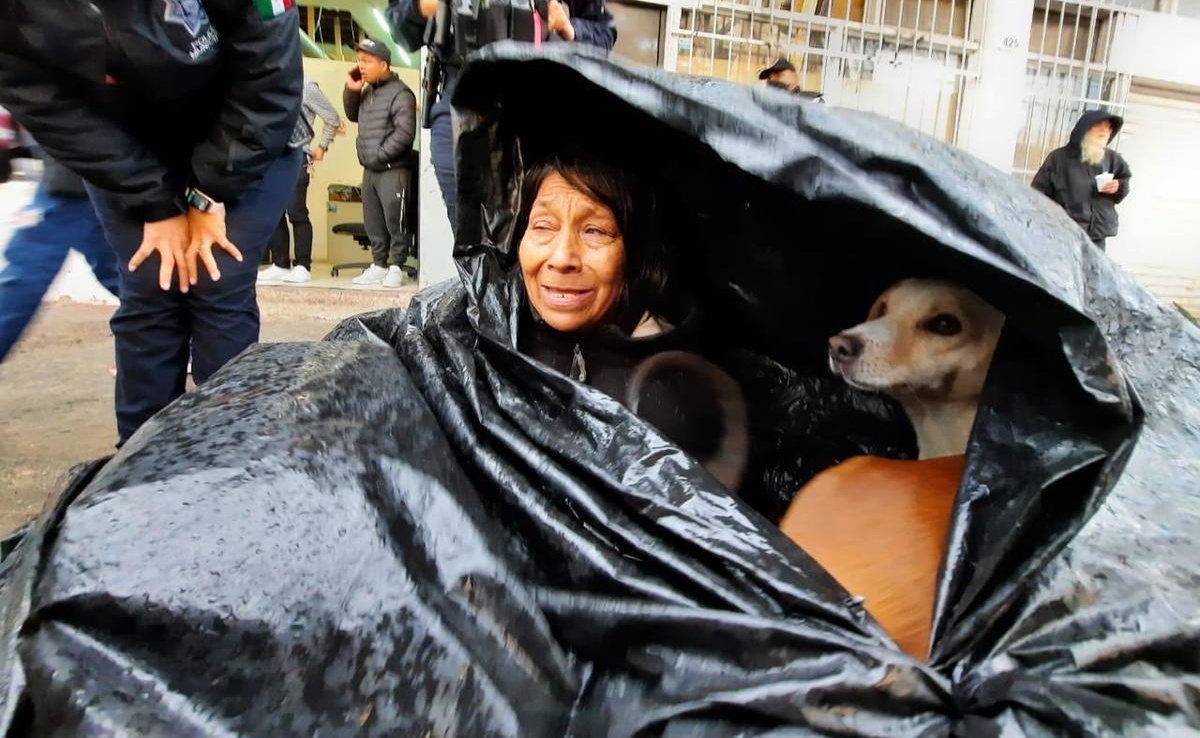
{"left": 519, "top": 172, "right": 626, "bottom": 333}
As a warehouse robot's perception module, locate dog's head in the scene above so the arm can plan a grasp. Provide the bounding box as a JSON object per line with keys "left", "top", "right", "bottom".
{"left": 828, "top": 279, "right": 1005, "bottom": 403}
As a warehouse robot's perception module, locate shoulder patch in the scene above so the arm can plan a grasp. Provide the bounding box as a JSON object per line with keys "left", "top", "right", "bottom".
{"left": 254, "top": 0, "right": 296, "bottom": 19}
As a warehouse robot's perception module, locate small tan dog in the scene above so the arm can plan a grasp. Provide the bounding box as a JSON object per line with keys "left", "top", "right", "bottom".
{"left": 780, "top": 279, "right": 1005, "bottom": 659}
{"left": 828, "top": 278, "right": 1006, "bottom": 460}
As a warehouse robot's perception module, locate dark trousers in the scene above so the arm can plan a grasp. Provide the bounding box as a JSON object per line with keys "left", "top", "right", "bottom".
{"left": 0, "top": 183, "right": 119, "bottom": 362}
{"left": 87, "top": 149, "right": 303, "bottom": 443}
{"left": 429, "top": 103, "right": 457, "bottom": 236}
{"left": 267, "top": 164, "right": 312, "bottom": 270}
{"left": 362, "top": 165, "right": 413, "bottom": 268}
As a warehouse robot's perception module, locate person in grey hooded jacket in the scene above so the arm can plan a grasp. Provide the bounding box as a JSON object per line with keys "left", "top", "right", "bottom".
{"left": 343, "top": 37, "right": 418, "bottom": 288}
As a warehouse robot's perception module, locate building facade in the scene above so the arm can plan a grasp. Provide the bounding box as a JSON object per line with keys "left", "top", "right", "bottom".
{"left": 606, "top": 0, "right": 1200, "bottom": 312}
{"left": 284, "top": 0, "right": 1198, "bottom": 308}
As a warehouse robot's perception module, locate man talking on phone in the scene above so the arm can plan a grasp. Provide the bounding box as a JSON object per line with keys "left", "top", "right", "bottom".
{"left": 387, "top": 0, "right": 616, "bottom": 236}
{"left": 343, "top": 38, "right": 418, "bottom": 288}
{"left": 0, "top": 0, "right": 302, "bottom": 445}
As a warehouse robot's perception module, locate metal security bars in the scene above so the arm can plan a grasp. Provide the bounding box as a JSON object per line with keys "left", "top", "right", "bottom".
{"left": 672, "top": 0, "right": 979, "bottom": 144}
{"left": 1013, "top": 0, "right": 1147, "bottom": 181}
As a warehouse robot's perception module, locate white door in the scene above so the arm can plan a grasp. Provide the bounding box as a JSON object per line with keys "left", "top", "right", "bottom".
{"left": 1107, "top": 83, "right": 1200, "bottom": 315}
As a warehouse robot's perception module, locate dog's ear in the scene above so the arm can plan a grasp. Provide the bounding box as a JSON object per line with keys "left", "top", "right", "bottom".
{"left": 868, "top": 296, "right": 889, "bottom": 320}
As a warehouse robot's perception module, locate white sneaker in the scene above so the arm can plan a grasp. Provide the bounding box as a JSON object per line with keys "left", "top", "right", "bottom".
{"left": 352, "top": 264, "right": 388, "bottom": 285}
{"left": 257, "top": 265, "right": 289, "bottom": 283}
{"left": 382, "top": 265, "right": 406, "bottom": 288}
{"left": 282, "top": 265, "right": 311, "bottom": 284}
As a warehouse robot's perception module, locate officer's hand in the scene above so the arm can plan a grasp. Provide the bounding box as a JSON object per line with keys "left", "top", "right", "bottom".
{"left": 1101, "top": 180, "right": 1120, "bottom": 194}
{"left": 420, "top": 0, "right": 438, "bottom": 17}
{"left": 548, "top": 0, "right": 576, "bottom": 40}
{"left": 310, "top": 146, "right": 326, "bottom": 162}
{"left": 186, "top": 205, "right": 242, "bottom": 284}
{"left": 130, "top": 214, "right": 191, "bottom": 292}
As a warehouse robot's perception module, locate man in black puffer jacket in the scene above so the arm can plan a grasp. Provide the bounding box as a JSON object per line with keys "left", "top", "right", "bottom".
{"left": 344, "top": 38, "right": 418, "bottom": 288}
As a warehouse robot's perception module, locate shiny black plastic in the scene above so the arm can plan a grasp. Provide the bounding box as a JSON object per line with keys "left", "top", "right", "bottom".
{"left": 1, "top": 46, "right": 1197, "bottom": 736}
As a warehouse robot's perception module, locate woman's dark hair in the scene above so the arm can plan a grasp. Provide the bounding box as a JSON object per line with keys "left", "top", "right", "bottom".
{"left": 513, "top": 149, "right": 673, "bottom": 330}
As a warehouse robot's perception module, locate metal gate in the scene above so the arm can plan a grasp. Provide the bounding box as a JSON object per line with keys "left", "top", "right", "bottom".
{"left": 671, "top": 0, "right": 1156, "bottom": 169}
{"left": 671, "top": 0, "right": 980, "bottom": 144}
{"left": 1013, "top": 1, "right": 1150, "bottom": 181}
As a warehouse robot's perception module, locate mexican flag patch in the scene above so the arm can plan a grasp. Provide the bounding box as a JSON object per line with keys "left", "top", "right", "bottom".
{"left": 254, "top": 0, "right": 294, "bottom": 18}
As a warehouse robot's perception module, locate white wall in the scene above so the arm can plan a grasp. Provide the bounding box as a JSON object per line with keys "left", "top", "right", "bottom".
{"left": 1108, "top": 12, "right": 1200, "bottom": 89}
{"left": 955, "top": 0, "right": 1035, "bottom": 172}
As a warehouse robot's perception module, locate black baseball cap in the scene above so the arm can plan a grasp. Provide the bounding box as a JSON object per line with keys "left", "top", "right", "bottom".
{"left": 355, "top": 37, "right": 392, "bottom": 65}
{"left": 758, "top": 57, "right": 796, "bottom": 80}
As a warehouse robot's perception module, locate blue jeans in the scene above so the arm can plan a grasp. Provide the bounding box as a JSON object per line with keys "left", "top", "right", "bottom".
{"left": 430, "top": 101, "right": 458, "bottom": 236}
{"left": 0, "top": 184, "right": 119, "bottom": 362}
{"left": 88, "top": 149, "right": 303, "bottom": 443}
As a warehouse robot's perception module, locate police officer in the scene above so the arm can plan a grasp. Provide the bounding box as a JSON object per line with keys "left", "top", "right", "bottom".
{"left": 0, "top": 0, "right": 303, "bottom": 444}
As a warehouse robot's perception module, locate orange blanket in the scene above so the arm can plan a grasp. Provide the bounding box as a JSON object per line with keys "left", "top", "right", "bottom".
{"left": 779, "top": 455, "right": 965, "bottom": 659}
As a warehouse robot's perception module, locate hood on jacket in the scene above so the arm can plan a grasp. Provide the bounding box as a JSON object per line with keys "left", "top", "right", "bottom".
{"left": 1069, "top": 109, "right": 1124, "bottom": 149}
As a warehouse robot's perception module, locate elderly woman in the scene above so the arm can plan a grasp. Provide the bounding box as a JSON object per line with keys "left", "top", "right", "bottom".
{"left": 512, "top": 151, "right": 748, "bottom": 488}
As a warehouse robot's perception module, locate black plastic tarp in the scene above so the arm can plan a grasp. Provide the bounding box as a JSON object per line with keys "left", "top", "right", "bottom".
{"left": 2, "top": 45, "right": 1198, "bottom": 736}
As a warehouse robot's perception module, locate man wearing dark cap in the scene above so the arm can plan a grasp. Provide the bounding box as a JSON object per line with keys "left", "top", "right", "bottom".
{"left": 344, "top": 37, "right": 418, "bottom": 287}
{"left": 759, "top": 58, "right": 800, "bottom": 93}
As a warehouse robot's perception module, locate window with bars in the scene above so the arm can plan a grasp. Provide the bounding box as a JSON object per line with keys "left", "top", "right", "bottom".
{"left": 674, "top": 0, "right": 977, "bottom": 143}
{"left": 1014, "top": 1, "right": 1134, "bottom": 180}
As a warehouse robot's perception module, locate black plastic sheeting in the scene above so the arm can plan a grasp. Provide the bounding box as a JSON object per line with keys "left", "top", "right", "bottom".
{"left": 2, "top": 46, "right": 1199, "bottom": 736}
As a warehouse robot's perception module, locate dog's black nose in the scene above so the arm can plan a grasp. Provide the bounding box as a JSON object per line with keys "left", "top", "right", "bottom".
{"left": 829, "top": 334, "right": 864, "bottom": 363}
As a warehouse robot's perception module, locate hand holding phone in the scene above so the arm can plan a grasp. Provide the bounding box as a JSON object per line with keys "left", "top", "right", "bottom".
{"left": 347, "top": 66, "right": 365, "bottom": 91}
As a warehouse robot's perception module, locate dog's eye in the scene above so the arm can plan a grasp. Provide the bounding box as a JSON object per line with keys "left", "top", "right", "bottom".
{"left": 925, "top": 314, "right": 963, "bottom": 336}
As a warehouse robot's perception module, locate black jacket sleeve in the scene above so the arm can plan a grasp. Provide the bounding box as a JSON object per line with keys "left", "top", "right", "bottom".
{"left": 379, "top": 85, "right": 417, "bottom": 164}
{"left": 189, "top": 1, "right": 303, "bottom": 204}
{"left": 41, "top": 156, "right": 88, "bottom": 199}
{"left": 0, "top": 16, "right": 182, "bottom": 221}
{"left": 1109, "top": 151, "right": 1132, "bottom": 204}
{"left": 1031, "top": 152, "right": 1057, "bottom": 202}
{"left": 388, "top": 0, "right": 430, "bottom": 53}
{"left": 343, "top": 86, "right": 363, "bottom": 123}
